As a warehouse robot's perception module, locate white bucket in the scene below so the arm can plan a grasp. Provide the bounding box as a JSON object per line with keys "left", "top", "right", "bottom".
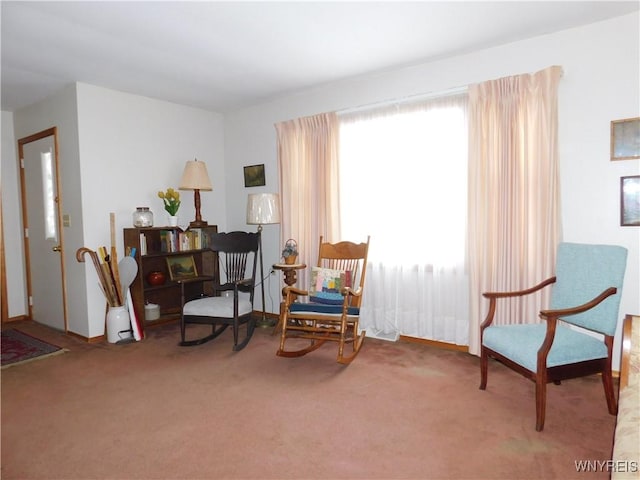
{"left": 106, "top": 306, "right": 133, "bottom": 343}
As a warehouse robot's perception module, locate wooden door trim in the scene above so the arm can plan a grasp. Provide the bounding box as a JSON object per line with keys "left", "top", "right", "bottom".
{"left": 17, "top": 127, "right": 69, "bottom": 332}
{"left": 1, "top": 194, "right": 7, "bottom": 323}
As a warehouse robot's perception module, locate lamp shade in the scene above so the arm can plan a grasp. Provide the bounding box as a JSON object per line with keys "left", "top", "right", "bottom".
{"left": 179, "top": 159, "right": 212, "bottom": 191}
{"left": 246, "top": 193, "right": 281, "bottom": 225}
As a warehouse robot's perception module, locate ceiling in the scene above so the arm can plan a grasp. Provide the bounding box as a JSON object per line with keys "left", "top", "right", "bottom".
{"left": 2, "top": 1, "right": 638, "bottom": 113}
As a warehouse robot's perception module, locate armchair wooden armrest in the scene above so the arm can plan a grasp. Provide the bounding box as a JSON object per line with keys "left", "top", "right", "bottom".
{"left": 483, "top": 276, "right": 557, "bottom": 299}
{"left": 539, "top": 287, "right": 617, "bottom": 322}
{"left": 342, "top": 286, "right": 363, "bottom": 297}
{"left": 283, "top": 286, "right": 309, "bottom": 305}
{"left": 481, "top": 277, "right": 557, "bottom": 330}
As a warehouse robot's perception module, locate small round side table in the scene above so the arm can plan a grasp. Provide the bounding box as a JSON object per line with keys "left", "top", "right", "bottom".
{"left": 272, "top": 263, "right": 307, "bottom": 335}
{"left": 272, "top": 263, "right": 307, "bottom": 299}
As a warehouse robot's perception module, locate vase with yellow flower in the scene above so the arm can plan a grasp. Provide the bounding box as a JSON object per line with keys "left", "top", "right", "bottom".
{"left": 158, "top": 188, "right": 181, "bottom": 227}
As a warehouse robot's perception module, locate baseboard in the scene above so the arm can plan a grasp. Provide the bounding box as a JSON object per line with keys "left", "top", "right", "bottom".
{"left": 67, "top": 330, "right": 105, "bottom": 344}
{"left": 401, "top": 337, "right": 621, "bottom": 376}
{"left": 252, "top": 310, "right": 279, "bottom": 321}
{"left": 399, "top": 335, "right": 469, "bottom": 353}
{"left": 366, "top": 330, "right": 399, "bottom": 341}
{"left": 363, "top": 330, "right": 469, "bottom": 353}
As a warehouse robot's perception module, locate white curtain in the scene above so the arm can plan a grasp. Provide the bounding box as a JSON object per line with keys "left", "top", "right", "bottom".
{"left": 467, "top": 66, "right": 562, "bottom": 355}
{"left": 275, "top": 112, "right": 341, "bottom": 290}
{"left": 339, "top": 93, "right": 469, "bottom": 345}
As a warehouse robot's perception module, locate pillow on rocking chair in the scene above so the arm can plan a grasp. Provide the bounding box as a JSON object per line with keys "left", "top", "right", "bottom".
{"left": 309, "top": 266, "right": 352, "bottom": 305}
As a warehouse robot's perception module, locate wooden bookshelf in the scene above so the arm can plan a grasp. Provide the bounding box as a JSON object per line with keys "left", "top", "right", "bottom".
{"left": 123, "top": 226, "right": 218, "bottom": 333}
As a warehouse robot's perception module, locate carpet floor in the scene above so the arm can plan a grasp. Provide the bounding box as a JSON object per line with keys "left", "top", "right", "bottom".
{"left": 1, "top": 320, "right": 618, "bottom": 479}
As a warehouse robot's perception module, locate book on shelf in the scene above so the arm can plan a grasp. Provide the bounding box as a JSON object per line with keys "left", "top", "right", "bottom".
{"left": 138, "top": 227, "right": 211, "bottom": 256}
{"left": 139, "top": 233, "right": 147, "bottom": 255}
{"left": 156, "top": 228, "right": 209, "bottom": 253}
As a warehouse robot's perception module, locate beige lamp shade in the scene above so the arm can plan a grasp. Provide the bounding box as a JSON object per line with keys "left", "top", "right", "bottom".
{"left": 179, "top": 158, "right": 212, "bottom": 227}
{"left": 246, "top": 193, "right": 281, "bottom": 225}
{"left": 179, "top": 159, "right": 212, "bottom": 191}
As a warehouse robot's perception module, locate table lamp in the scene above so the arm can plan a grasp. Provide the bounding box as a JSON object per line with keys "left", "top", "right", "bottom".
{"left": 179, "top": 158, "right": 212, "bottom": 227}
{"left": 246, "top": 193, "right": 281, "bottom": 327}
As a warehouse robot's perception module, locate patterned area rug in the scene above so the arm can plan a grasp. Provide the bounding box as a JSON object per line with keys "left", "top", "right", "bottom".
{"left": 1, "top": 329, "right": 67, "bottom": 369}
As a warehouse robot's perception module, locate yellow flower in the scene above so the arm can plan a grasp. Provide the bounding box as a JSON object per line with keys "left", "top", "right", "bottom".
{"left": 158, "top": 188, "right": 181, "bottom": 216}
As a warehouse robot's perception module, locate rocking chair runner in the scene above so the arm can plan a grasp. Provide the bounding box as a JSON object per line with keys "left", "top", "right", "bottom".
{"left": 277, "top": 236, "right": 370, "bottom": 364}
{"left": 179, "top": 231, "right": 259, "bottom": 351}
{"left": 480, "top": 242, "right": 628, "bottom": 431}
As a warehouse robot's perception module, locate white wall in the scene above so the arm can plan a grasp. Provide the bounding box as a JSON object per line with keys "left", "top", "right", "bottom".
{"left": 5, "top": 84, "right": 225, "bottom": 338}
{"left": 224, "top": 13, "right": 640, "bottom": 360}
{"left": 1, "top": 111, "right": 26, "bottom": 317}
{"left": 75, "top": 83, "right": 225, "bottom": 338}
{"left": 10, "top": 84, "right": 81, "bottom": 327}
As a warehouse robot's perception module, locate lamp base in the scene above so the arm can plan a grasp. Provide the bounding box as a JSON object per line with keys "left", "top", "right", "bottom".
{"left": 189, "top": 220, "right": 208, "bottom": 228}
{"left": 256, "top": 318, "right": 277, "bottom": 328}
{"left": 255, "top": 311, "right": 277, "bottom": 328}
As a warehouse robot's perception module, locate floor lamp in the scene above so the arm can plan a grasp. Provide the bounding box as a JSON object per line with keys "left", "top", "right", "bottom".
{"left": 246, "top": 193, "right": 281, "bottom": 327}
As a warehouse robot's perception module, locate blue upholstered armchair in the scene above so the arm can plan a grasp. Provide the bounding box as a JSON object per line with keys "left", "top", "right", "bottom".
{"left": 480, "top": 243, "right": 628, "bottom": 431}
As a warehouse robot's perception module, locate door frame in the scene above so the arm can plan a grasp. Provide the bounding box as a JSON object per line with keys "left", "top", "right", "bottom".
{"left": 1, "top": 195, "right": 7, "bottom": 323}
{"left": 17, "top": 127, "right": 69, "bottom": 332}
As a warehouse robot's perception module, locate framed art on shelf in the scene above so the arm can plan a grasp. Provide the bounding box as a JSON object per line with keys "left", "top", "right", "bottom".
{"left": 166, "top": 255, "right": 198, "bottom": 281}
{"left": 611, "top": 117, "right": 640, "bottom": 161}
{"left": 243, "top": 164, "right": 266, "bottom": 187}
{"left": 620, "top": 175, "right": 640, "bottom": 226}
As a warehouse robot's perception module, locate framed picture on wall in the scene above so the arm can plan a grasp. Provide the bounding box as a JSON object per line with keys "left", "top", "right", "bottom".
{"left": 611, "top": 117, "right": 640, "bottom": 160}
{"left": 243, "top": 164, "right": 266, "bottom": 187}
{"left": 620, "top": 175, "right": 640, "bottom": 226}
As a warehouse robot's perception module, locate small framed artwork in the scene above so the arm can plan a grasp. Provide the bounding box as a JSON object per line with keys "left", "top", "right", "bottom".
{"left": 611, "top": 117, "right": 640, "bottom": 160}
{"left": 620, "top": 175, "right": 640, "bottom": 226}
{"left": 244, "top": 164, "right": 266, "bottom": 187}
{"left": 166, "top": 255, "right": 198, "bottom": 281}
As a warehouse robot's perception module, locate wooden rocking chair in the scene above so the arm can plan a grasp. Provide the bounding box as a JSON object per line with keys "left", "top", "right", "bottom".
{"left": 179, "top": 231, "right": 259, "bottom": 351}
{"left": 277, "top": 236, "right": 370, "bottom": 364}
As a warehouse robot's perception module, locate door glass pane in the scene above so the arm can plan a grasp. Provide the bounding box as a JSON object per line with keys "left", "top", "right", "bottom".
{"left": 41, "top": 149, "right": 57, "bottom": 241}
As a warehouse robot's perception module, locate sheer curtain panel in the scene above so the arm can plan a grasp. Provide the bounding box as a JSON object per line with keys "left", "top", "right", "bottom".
{"left": 467, "top": 66, "right": 563, "bottom": 355}
{"left": 339, "top": 93, "right": 469, "bottom": 345}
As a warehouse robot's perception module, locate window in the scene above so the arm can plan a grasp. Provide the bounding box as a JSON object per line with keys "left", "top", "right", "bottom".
{"left": 338, "top": 93, "right": 469, "bottom": 344}
{"left": 41, "top": 149, "right": 57, "bottom": 241}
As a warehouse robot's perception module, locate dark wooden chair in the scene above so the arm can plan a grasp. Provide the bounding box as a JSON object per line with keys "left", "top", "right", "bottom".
{"left": 277, "top": 236, "right": 370, "bottom": 364}
{"left": 480, "top": 242, "right": 627, "bottom": 431}
{"left": 179, "top": 231, "right": 259, "bottom": 351}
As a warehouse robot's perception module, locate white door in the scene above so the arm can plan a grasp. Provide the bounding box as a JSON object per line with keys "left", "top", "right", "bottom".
{"left": 19, "top": 128, "right": 67, "bottom": 331}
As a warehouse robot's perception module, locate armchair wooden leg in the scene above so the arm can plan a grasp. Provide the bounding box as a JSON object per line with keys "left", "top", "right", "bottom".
{"left": 603, "top": 337, "right": 618, "bottom": 415}
{"left": 480, "top": 348, "right": 488, "bottom": 390}
{"left": 535, "top": 378, "right": 546, "bottom": 432}
{"left": 601, "top": 368, "right": 618, "bottom": 415}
